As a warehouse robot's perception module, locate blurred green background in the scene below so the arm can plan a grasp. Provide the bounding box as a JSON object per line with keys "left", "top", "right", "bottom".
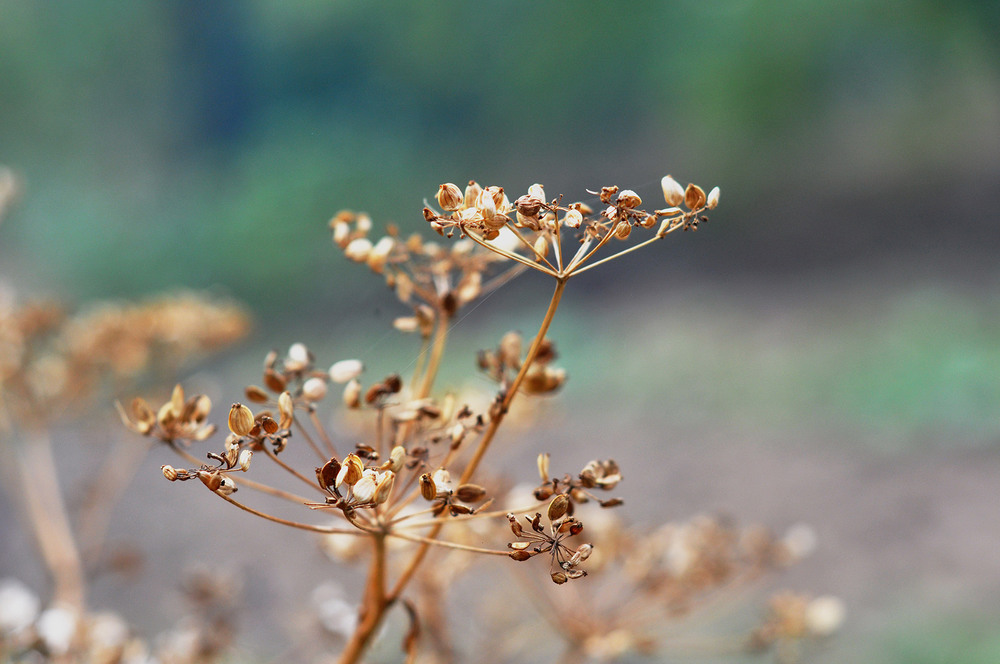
{"left": 2, "top": 1, "right": 1000, "bottom": 662}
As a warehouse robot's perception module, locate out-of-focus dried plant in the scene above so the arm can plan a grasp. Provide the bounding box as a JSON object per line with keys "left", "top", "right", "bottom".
{"left": 0, "top": 168, "right": 250, "bottom": 663}
{"left": 115, "top": 175, "right": 840, "bottom": 663}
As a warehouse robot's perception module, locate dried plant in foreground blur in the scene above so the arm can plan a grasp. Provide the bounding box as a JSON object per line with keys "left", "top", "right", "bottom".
{"left": 115, "top": 176, "right": 841, "bottom": 663}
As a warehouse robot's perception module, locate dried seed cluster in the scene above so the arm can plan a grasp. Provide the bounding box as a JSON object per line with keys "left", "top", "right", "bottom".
{"left": 112, "top": 176, "right": 839, "bottom": 663}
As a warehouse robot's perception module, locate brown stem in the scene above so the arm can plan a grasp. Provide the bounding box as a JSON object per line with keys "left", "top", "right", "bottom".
{"left": 459, "top": 277, "right": 566, "bottom": 484}
{"left": 386, "top": 279, "right": 568, "bottom": 601}
{"left": 18, "top": 431, "right": 87, "bottom": 611}
{"left": 417, "top": 311, "right": 451, "bottom": 400}
{"left": 337, "top": 535, "right": 388, "bottom": 664}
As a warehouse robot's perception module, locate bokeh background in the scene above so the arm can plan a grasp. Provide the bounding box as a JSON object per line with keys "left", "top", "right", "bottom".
{"left": 2, "top": 1, "right": 1000, "bottom": 662}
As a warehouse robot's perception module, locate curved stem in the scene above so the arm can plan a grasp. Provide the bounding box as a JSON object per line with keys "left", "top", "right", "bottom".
{"left": 459, "top": 277, "right": 566, "bottom": 484}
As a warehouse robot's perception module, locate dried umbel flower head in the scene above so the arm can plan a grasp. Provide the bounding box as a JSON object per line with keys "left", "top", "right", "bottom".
{"left": 117, "top": 384, "right": 215, "bottom": 444}
{"left": 506, "top": 508, "right": 592, "bottom": 584}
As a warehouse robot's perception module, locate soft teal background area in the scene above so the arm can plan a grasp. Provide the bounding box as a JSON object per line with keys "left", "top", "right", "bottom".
{"left": 2, "top": 1, "right": 1000, "bottom": 662}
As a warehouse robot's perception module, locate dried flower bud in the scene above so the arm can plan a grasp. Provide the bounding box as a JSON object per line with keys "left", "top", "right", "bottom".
{"left": 617, "top": 189, "right": 641, "bottom": 208}
{"left": 336, "top": 453, "right": 364, "bottom": 488}
{"left": 344, "top": 237, "right": 373, "bottom": 263}
{"left": 436, "top": 183, "right": 464, "bottom": 211}
{"left": 329, "top": 359, "right": 363, "bottom": 383}
{"left": 228, "top": 403, "right": 254, "bottom": 437}
{"left": 661, "top": 175, "right": 685, "bottom": 207}
{"left": 302, "top": 377, "right": 328, "bottom": 402}
{"left": 343, "top": 378, "right": 362, "bottom": 408}
{"left": 162, "top": 465, "right": 179, "bottom": 481}
{"left": 548, "top": 494, "right": 570, "bottom": 521}
{"left": 684, "top": 183, "right": 706, "bottom": 210}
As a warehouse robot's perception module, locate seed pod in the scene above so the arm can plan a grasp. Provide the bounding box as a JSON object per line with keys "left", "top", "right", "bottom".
{"left": 563, "top": 209, "right": 583, "bottom": 229}
{"left": 537, "top": 452, "right": 550, "bottom": 483}
{"left": 198, "top": 471, "right": 222, "bottom": 492}
{"left": 260, "top": 415, "right": 279, "bottom": 435}
{"left": 162, "top": 465, "right": 179, "bottom": 481}
{"left": 343, "top": 379, "right": 361, "bottom": 409}
{"left": 436, "top": 183, "right": 464, "bottom": 211}
{"left": 264, "top": 368, "right": 286, "bottom": 393}
{"left": 706, "top": 186, "right": 720, "bottom": 209}
{"left": 533, "top": 235, "right": 549, "bottom": 260}
{"left": 244, "top": 385, "right": 269, "bottom": 403}
{"left": 550, "top": 571, "right": 568, "bottom": 584}
{"left": 336, "top": 454, "right": 364, "bottom": 487}
{"left": 661, "top": 175, "right": 685, "bottom": 207}
{"left": 217, "top": 477, "right": 238, "bottom": 495}
{"left": 228, "top": 403, "right": 254, "bottom": 437}
{"left": 277, "top": 391, "right": 294, "bottom": 429}
{"left": 684, "top": 183, "right": 706, "bottom": 210}
{"left": 548, "top": 494, "right": 570, "bottom": 521}
{"left": 317, "top": 457, "right": 341, "bottom": 492}
{"left": 509, "top": 550, "right": 533, "bottom": 562}
{"left": 388, "top": 446, "right": 406, "bottom": 473}
{"left": 329, "top": 359, "right": 363, "bottom": 383}
{"left": 455, "top": 484, "right": 486, "bottom": 503}
{"left": 617, "top": 189, "right": 641, "bottom": 208}
{"left": 302, "top": 377, "right": 328, "bottom": 402}
{"left": 568, "top": 543, "right": 593, "bottom": 566}
{"left": 419, "top": 473, "right": 437, "bottom": 501}
{"left": 464, "top": 181, "right": 483, "bottom": 209}
{"left": 367, "top": 236, "right": 394, "bottom": 274}
{"left": 344, "top": 237, "right": 373, "bottom": 263}
{"left": 373, "top": 471, "right": 395, "bottom": 504}
{"left": 237, "top": 449, "right": 253, "bottom": 472}
{"left": 614, "top": 220, "right": 631, "bottom": 240}
{"left": 352, "top": 476, "right": 377, "bottom": 504}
